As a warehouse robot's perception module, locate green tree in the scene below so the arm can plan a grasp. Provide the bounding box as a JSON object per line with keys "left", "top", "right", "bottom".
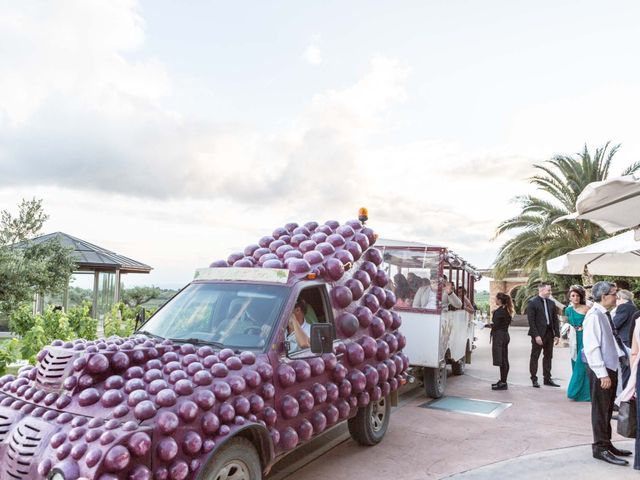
{"left": 493, "top": 143, "right": 640, "bottom": 304}
{"left": 122, "top": 286, "right": 163, "bottom": 308}
{"left": 0, "top": 199, "right": 76, "bottom": 316}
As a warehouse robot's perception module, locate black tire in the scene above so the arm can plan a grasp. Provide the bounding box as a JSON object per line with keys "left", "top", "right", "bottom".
{"left": 348, "top": 395, "right": 391, "bottom": 446}
{"left": 201, "top": 437, "right": 262, "bottom": 480}
{"left": 424, "top": 365, "right": 446, "bottom": 398}
{"left": 451, "top": 357, "right": 465, "bottom": 376}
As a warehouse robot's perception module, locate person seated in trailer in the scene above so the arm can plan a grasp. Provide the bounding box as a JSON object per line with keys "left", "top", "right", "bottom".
{"left": 407, "top": 272, "right": 422, "bottom": 299}
{"left": 287, "top": 298, "right": 311, "bottom": 352}
{"left": 393, "top": 273, "right": 413, "bottom": 307}
{"left": 456, "top": 286, "right": 475, "bottom": 314}
{"left": 412, "top": 277, "right": 433, "bottom": 309}
{"left": 441, "top": 280, "right": 463, "bottom": 310}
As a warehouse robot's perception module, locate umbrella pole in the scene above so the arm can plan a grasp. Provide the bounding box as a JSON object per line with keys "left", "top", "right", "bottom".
{"left": 582, "top": 265, "right": 594, "bottom": 296}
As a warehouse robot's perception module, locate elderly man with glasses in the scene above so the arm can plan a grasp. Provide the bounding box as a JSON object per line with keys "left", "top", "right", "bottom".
{"left": 583, "top": 281, "right": 631, "bottom": 466}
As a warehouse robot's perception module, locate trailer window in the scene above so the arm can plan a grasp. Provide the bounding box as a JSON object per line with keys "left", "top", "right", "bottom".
{"left": 381, "top": 249, "right": 441, "bottom": 310}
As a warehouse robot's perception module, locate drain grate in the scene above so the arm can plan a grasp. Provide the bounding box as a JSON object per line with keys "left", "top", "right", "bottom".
{"left": 419, "top": 396, "right": 512, "bottom": 418}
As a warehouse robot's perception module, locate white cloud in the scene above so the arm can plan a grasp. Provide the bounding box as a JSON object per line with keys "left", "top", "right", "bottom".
{"left": 303, "top": 44, "right": 322, "bottom": 65}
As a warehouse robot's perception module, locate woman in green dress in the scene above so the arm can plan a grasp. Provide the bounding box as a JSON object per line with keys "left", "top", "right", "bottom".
{"left": 565, "top": 285, "right": 591, "bottom": 402}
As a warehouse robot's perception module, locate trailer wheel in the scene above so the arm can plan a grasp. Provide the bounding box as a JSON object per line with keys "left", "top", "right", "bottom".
{"left": 424, "top": 364, "right": 446, "bottom": 398}
{"left": 451, "top": 357, "right": 465, "bottom": 376}
{"left": 201, "top": 437, "right": 262, "bottom": 480}
{"left": 348, "top": 395, "right": 390, "bottom": 446}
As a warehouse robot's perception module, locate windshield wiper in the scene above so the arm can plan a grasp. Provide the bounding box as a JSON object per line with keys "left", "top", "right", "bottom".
{"left": 169, "top": 338, "right": 226, "bottom": 349}
{"left": 136, "top": 330, "right": 164, "bottom": 340}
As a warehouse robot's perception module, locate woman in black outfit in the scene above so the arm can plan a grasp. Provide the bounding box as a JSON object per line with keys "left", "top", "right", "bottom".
{"left": 491, "top": 292, "right": 514, "bottom": 390}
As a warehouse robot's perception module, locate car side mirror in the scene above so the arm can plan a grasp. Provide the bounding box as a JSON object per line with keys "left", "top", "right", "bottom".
{"left": 310, "top": 323, "right": 335, "bottom": 354}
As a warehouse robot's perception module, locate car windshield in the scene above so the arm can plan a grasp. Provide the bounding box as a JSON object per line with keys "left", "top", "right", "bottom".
{"left": 139, "top": 282, "right": 289, "bottom": 350}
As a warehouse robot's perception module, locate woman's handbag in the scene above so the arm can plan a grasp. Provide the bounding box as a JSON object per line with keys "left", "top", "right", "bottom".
{"left": 617, "top": 399, "right": 637, "bottom": 438}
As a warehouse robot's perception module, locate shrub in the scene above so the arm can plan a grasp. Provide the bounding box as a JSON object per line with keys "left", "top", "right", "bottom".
{"left": 8, "top": 302, "right": 98, "bottom": 364}
{"left": 0, "top": 339, "right": 19, "bottom": 375}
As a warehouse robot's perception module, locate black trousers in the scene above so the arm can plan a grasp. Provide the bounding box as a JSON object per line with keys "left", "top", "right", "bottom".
{"left": 588, "top": 367, "right": 618, "bottom": 450}
{"left": 529, "top": 329, "right": 555, "bottom": 382}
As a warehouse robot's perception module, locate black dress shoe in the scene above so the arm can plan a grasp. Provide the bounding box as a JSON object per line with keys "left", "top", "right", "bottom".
{"left": 593, "top": 449, "right": 629, "bottom": 466}
{"left": 492, "top": 382, "right": 508, "bottom": 390}
{"left": 532, "top": 380, "right": 540, "bottom": 388}
{"left": 609, "top": 446, "right": 633, "bottom": 457}
{"left": 543, "top": 379, "right": 560, "bottom": 387}
{"left": 492, "top": 381, "right": 501, "bottom": 387}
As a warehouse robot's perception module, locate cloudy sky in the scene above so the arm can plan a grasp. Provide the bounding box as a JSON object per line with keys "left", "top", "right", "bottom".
{"left": 2, "top": 0, "right": 640, "bottom": 290}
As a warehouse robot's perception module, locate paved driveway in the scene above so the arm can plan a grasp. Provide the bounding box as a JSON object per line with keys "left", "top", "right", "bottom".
{"left": 278, "top": 326, "right": 633, "bottom": 479}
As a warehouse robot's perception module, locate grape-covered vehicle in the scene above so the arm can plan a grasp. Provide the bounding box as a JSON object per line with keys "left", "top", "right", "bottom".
{"left": 0, "top": 217, "right": 409, "bottom": 480}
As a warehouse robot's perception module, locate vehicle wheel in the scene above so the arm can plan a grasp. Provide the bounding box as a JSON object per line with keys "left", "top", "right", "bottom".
{"left": 348, "top": 395, "right": 391, "bottom": 446}
{"left": 200, "top": 437, "right": 262, "bottom": 480}
{"left": 451, "top": 357, "right": 465, "bottom": 376}
{"left": 424, "top": 364, "right": 446, "bottom": 398}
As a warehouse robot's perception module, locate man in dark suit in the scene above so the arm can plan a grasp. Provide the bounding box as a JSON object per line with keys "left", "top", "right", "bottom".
{"left": 527, "top": 283, "right": 561, "bottom": 388}
{"left": 613, "top": 289, "right": 637, "bottom": 388}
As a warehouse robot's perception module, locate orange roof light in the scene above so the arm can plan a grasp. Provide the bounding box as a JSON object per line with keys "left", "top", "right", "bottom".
{"left": 358, "top": 207, "right": 368, "bottom": 224}
{"left": 306, "top": 272, "right": 317, "bottom": 280}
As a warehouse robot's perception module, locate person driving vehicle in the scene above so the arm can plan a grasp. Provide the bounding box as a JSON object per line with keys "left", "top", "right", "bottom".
{"left": 287, "top": 298, "right": 311, "bottom": 351}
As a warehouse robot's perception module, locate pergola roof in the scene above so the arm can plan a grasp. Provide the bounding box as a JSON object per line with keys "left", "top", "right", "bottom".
{"left": 27, "top": 232, "right": 152, "bottom": 274}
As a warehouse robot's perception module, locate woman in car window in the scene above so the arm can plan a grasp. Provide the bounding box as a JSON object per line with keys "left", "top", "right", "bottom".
{"left": 287, "top": 298, "right": 311, "bottom": 351}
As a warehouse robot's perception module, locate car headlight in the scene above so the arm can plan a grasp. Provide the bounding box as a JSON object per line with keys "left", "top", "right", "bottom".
{"left": 49, "top": 473, "right": 65, "bottom": 480}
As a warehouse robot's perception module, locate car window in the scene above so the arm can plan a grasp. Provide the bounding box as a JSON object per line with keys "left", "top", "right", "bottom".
{"left": 141, "top": 282, "right": 288, "bottom": 349}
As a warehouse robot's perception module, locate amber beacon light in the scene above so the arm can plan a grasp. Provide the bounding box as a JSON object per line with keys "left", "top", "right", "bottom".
{"left": 358, "top": 207, "right": 369, "bottom": 225}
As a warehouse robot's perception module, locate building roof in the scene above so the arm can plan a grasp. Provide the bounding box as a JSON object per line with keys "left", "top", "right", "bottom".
{"left": 24, "top": 232, "right": 152, "bottom": 274}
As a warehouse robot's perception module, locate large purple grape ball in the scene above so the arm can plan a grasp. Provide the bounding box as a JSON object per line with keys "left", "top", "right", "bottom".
{"left": 259, "top": 236, "right": 275, "bottom": 248}
{"left": 373, "top": 269, "right": 389, "bottom": 287}
{"left": 104, "top": 445, "right": 131, "bottom": 472}
{"left": 334, "top": 249, "right": 355, "bottom": 266}
{"left": 331, "top": 286, "right": 353, "bottom": 309}
{"left": 326, "top": 234, "right": 346, "bottom": 249}
{"left": 344, "top": 241, "right": 363, "bottom": 262}
{"left": 280, "top": 427, "right": 299, "bottom": 451}
{"left": 281, "top": 395, "right": 300, "bottom": 419}
{"left": 336, "top": 225, "right": 355, "bottom": 239}
{"left": 354, "top": 306, "right": 373, "bottom": 327}
{"left": 311, "top": 232, "right": 327, "bottom": 244}
{"left": 316, "top": 241, "right": 336, "bottom": 257}
{"left": 353, "top": 270, "right": 371, "bottom": 289}
{"left": 298, "top": 419, "right": 313, "bottom": 441}
{"left": 370, "top": 316, "right": 386, "bottom": 338}
{"left": 353, "top": 232, "right": 370, "bottom": 251}
{"left": 298, "top": 240, "right": 317, "bottom": 254}
{"left": 362, "top": 293, "right": 380, "bottom": 314}
{"left": 361, "top": 227, "right": 377, "bottom": 246}
{"left": 311, "top": 411, "right": 327, "bottom": 434}
{"left": 346, "top": 342, "right": 365, "bottom": 365}
{"left": 303, "top": 250, "right": 324, "bottom": 266}
{"left": 233, "top": 258, "right": 253, "bottom": 268}
{"left": 335, "top": 312, "right": 359, "bottom": 338}
{"left": 263, "top": 258, "right": 284, "bottom": 269}
{"left": 345, "top": 278, "right": 364, "bottom": 300}
{"left": 209, "top": 260, "right": 228, "bottom": 268}
{"left": 252, "top": 247, "right": 270, "bottom": 261}
{"left": 277, "top": 364, "right": 296, "bottom": 388}
{"left": 287, "top": 259, "right": 311, "bottom": 275}
{"left": 227, "top": 252, "right": 244, "bottom": 265}
{"left": 324, "top": 258, "right": 345, "bottom": 281}
{"left": 244, "top": 244, "right": 260, "bottom": 257}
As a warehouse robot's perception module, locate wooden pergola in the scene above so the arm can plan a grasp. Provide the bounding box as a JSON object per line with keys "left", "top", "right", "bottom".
{"left": 29, "top": 232, "right": 152, "bottom": 318}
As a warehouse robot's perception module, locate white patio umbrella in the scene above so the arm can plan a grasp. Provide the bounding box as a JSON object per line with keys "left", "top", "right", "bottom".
{"left": 546, "top": 230, "right": 640, "bottom": 276}
{"left": 555, "top": 176, "right": 640, "bottom": 238}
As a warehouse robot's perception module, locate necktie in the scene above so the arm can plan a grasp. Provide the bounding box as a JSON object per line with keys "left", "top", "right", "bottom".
{"left": 543, "top": 298, "right": 550, "bottom": 325}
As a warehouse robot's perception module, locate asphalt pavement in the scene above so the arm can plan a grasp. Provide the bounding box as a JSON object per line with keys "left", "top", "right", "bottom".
{"left": 280, "top": 326, "right": 638, "bottom": 479}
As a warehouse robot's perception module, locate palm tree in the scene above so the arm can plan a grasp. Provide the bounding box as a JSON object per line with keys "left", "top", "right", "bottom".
{"left": 493, "top": 142, "right": 640, "bottom": 306}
